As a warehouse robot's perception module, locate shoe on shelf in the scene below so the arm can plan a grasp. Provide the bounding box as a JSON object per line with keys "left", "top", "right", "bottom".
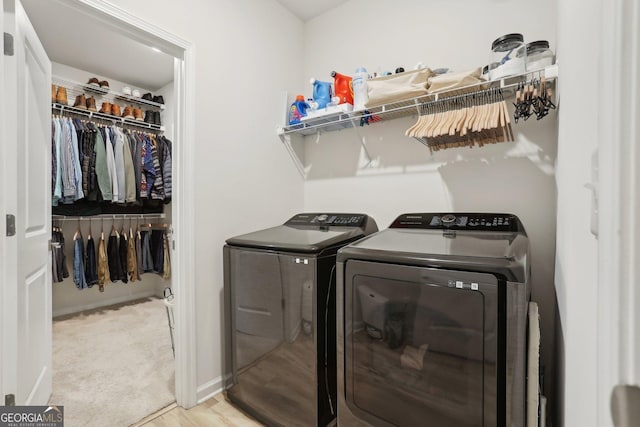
{"left": 73, "top": 94, "right": 87, "bottom": 109}
{"left": 122, "top": 106, "right": 135, "bottom": 120}
{"left": 132, "top": 89, "right": 141, "bottom": 98}
{"left": 99, "top": 102, "right": 112, "bottom": 115}
{"left": 153, "top": 111, "right": 162, "bottom": 126}
{"left": 51, "top": 84, "right": 56, "bottom": 103}
{"left": 122, "top": 86, "right": 132, "bottom": 96}
{"left": 142, "top": 92, "right": 153, "bottom": 101}
{"left": 111, "top": 103, "right": 121, "bottom": 117}
{"left": 99, "top": 80, "right": 110, "bottom": 89}
{"left": 86, "top": 96, "right": 97, "bottom": 112}
{"left": 133, "top": 108, "right": 144, "bottom": 121}
{"left": 144, "top": 110, "right": 154, "bottom": 124}
{"left": 55, "top": 86, "right": 68, "bottom": 105}
{"left": 87, "top": 77, "right": 100, "bottom": 86}
{"left": 152, "top": 95, "right": 165, "bottom": 104}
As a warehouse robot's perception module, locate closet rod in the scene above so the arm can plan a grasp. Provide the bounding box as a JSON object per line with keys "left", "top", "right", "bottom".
{"left": 52, "top": 213, "right": 165, "bottom": 221}
{"left": 52, "top": 103, "right": 165, "bottom": 133}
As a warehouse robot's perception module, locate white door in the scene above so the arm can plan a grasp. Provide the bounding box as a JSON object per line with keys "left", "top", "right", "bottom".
{"left": 1, "top": 0, "right": 52, "bottom": 405}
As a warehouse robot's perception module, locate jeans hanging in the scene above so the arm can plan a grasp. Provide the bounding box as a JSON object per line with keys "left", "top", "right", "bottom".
{"left": 73, "top": 232, "right": 88, "bottom": 289}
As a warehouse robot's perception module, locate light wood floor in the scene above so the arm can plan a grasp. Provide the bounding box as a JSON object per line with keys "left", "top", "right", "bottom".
{"left": 133, "top": 393, "right": 264, "bottom": 427}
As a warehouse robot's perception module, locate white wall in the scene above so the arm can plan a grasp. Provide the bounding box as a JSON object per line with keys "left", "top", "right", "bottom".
{"left": 301, "top": 0, "right": 560, "bottom": 423}
{"left": 555, "top": 0, "right": 600, "bottom": 425}
{"left": 104, "top": 0, "right": 305, "bottom": 400}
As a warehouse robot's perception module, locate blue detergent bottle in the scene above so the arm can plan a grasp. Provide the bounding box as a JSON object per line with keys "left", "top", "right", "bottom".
{"left": 310, "top": 78, "right": 332, "bottom": 109}
{"left": 289, "top": 95, "right": 310, "bottom": 125}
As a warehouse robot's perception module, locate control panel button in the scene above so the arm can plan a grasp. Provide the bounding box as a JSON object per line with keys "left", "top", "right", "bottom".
{"left": 441, "top": 214, "right": 456, "bottom": 225}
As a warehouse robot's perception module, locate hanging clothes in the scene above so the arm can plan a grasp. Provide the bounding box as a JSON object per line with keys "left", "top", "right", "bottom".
{"left": 107, "top": 228, "right": 125, "bottom": 282}
{"left": 151, "top": 228, "right": 165, "bottom": 274}
{"left": 118, "top": 229, "right": 129, "bottom": 284}
{"left": 93, "top": 124, "right": 112, "bottom": 202}
{"left": 85, "top": 232, "right": 98, "bottom": 287}
{"left": 51, "top": 115, "right": 170, "bottom": 211}
{"left": 51, "top": 226, "right": 68, "bottom": 283}
{"left": 141, "top": 230, "right": 154, "bottom": 272}
{"left": 103, "top": 127, "right": 119, "bottom": 203}
{"left": 72, "top": 230, "right": 89, "bottom": 289}
{"left": 97, "top": 230, "right": 110, "bottom": 292}
{"left": 127, "top": 228, "right": 138, "bottom": 282}
{"left": 122, "top": 131, "right": 137, "bottom": 203}
{"left": 135, "top": 228, "right": 143, "bottom": 280}
{"left": 159, "top": 135, "right": 173, "bottom": 204}
{"left": 162, "top": 231, "right": 171, "bottom": 280}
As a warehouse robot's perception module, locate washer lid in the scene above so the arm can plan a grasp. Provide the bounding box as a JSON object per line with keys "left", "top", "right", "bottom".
{"left": 338, "top": 215, "right": 529, "bottom": 282}
{"left": 225, "top": 213, "right": 377, "bottom": 253}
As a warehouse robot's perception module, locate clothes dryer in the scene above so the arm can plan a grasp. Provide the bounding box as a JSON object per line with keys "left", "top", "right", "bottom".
{"left": 336, "top": 213, "right": 530, "bottom": 427}
{"left": 224, "top": 213, "right": 378, "bottom": 427}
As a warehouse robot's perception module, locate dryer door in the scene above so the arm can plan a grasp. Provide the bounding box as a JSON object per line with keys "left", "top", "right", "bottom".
{"left": 342, "top": 260, "right": 500, "bottom": 427}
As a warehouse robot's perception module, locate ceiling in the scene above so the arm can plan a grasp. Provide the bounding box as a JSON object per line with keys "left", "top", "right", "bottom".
{"left": 19, "top": 0, "right": 347, "bottom": 90}
{"left": 21, "top": 0, "right": 174, "bottom": 91}
{"left": 275, "top": 0, "right": 349, "bottom": 22}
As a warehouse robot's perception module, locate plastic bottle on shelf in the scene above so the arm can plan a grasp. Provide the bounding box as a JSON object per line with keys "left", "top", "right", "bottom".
{"left": 330, "top": 71, "right": 353, "bottom": 105}
{"left": 310, "top": 78, "right": 332, "bottom": 110}
{"left": 352, "top": 67, "right": 368, "bottom": 111}
{"left": 288, "top": 95, "right": 310, "bottom": 125}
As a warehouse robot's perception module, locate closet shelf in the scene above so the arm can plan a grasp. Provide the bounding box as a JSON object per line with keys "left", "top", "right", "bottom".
{"left": 277, "top": 65, "right": 558, "bottom": 178}
{"left": 52, "top": 103, "right": 165, "bottom": 133}
{"left": 53, "top": 213, "right": 165, "bottom": 221}
{"left": 53, "top": 75, "right": 166, "bottom": 110}
{"left": 277, "top": 65, "right": 558, "bottom": 138}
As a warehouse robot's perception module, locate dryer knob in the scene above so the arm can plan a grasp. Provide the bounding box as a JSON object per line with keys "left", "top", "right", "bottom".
{"left": 441, "top": 214, "right": 456, "bottom": 226}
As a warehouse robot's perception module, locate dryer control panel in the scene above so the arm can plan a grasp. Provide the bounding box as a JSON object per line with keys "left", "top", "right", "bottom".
{"left": 390, "top": 213, "right": 523, "bottom": 232}
{"left": 286, "top": 213, "right": 366, "bottom": 227}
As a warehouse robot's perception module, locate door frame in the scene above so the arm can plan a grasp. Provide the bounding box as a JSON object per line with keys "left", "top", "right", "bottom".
{"left": 598, "top": 0, "right": 640, "bottom": 425}
{"left": 52, "top": 0, "right": 198, "bottom": 408}
{"left": 0, "top": 0, "right": 6, "bottom": 404}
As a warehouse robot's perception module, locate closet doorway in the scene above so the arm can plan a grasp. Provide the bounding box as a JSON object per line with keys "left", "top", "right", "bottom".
{"left": 1, "top": 0, "right": 197, "bottom": 420}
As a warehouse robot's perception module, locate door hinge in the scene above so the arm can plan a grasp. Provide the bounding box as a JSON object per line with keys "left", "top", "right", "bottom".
{"left": 5, "top": 394, "right": 15, "bottom": 406}
{"left": 6, "top": 214, "right": 16, "bottom": 236}
{"left": 4, "top": 32, "right": 14, "bottom": 56}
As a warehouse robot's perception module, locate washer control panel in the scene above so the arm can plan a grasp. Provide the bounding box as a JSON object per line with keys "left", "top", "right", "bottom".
{"left": 390, "top": 213, "right": 522, "bottom": 232}
{"left": 286, "top": 213, "right": 366, "bottom": 227}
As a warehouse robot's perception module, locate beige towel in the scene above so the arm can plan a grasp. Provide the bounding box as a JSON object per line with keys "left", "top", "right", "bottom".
{"left": 427, "top": 68, "right": 483, "bottom": 94}
{"left": 365, "top": 68, "right": 433, "bottom": 107}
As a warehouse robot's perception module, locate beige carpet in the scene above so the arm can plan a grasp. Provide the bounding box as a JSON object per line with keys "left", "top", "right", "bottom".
{"left": 50, "top": 297, "right": 175, "bottom": 427}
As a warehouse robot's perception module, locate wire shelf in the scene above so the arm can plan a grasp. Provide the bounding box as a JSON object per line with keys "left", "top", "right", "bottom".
{"left": 279, "top": 67, "right": 557, "bottom": 137}
{"left": 52, "top": 103, "right": 165, "bottom": 133}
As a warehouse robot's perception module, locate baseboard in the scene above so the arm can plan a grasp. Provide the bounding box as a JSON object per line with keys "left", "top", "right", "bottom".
{"left": 196, "top": 373, "right": 232, "bottom": 404}
{"left": 52, "top": 290, "right": 158, "bottom": 318}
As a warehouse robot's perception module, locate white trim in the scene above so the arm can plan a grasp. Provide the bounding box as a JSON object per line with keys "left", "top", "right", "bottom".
{"left": 0, "top": 0, "right": 6, "bottom": 402}
{"left": 58, "top": 0, "right": 189, "bottom": 57}
{"left": 598, "top": 0, "right": 640, "bottom": 425}
{"left": 196, "top": 374, "right": 232, "bottom": 405}
{"left": 45, "top": 0, "right": 199, "bottom": 409}
{"left": 172, "top": 45, "right": 198, "bottom": 409}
